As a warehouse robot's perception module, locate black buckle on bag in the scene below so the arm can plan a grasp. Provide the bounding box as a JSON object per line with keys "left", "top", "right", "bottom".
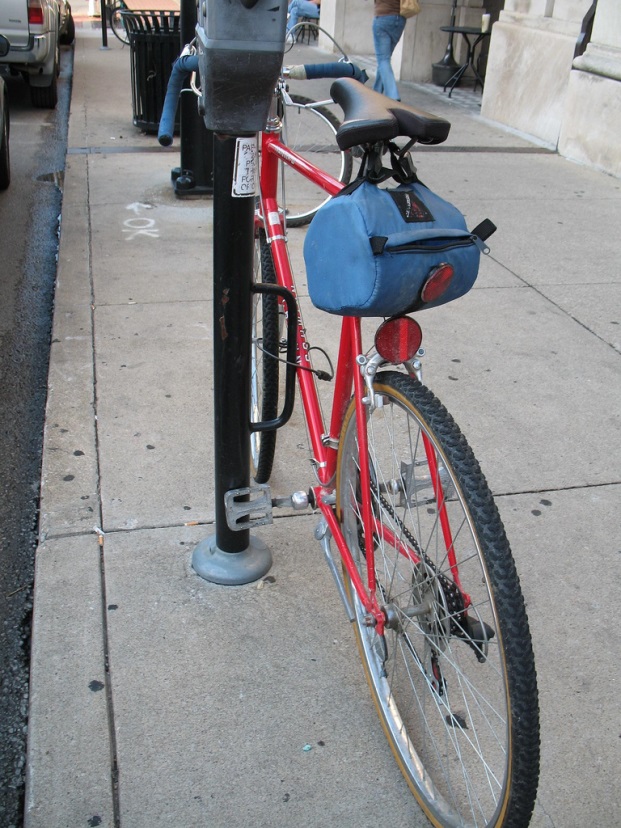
{"left": 356, "top": 140, "right": 419, "bottom": 186}
{"left": 389, "top": 140, "right": 418, "bottom": 183}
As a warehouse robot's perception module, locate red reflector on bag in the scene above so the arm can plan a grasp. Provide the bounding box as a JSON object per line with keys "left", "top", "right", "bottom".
{"left": 28, "top": 3, "right": 44, "bottom": 24}
{"left": 421, "top": 263, "right": 454, "bottom": 303}
{"left": 375, "top": 316, "right": 422, "bottom": 364}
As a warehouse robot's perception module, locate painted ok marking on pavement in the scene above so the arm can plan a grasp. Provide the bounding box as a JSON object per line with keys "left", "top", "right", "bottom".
{"left": 123, "top": 202, "right": 160, "bottom": 241}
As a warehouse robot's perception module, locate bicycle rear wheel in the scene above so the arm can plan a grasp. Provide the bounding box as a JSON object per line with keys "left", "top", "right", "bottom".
{"left": 280, "top": 94, "right": 353, "bottom": 228}
{"left": 336, "top": 371, "right": 539, "bottom": 828}
{"left": 109, "top": 3, "right": 130, "bottom": 45}
{"left": 250, "top": 230, "right": 280, "bottom": 484}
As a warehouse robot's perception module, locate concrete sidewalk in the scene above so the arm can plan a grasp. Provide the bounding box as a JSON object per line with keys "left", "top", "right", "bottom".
{"left": 23, "top": 11, "right": 620, "bottom": 828}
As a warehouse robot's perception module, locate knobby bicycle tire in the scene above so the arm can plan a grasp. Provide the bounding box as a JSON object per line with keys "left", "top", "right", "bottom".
{"left": 336, "top": 371, "right": 540, "bottom": 828}
{"left": 280, "top": 94, "right": 353, "bottom": 228}
{"left": 250, "top": 230, "right": 280, "bottom": 484}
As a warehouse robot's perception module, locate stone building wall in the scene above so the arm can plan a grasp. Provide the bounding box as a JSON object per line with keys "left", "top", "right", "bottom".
{"left": 480, "top": 0, "right": 590, "bottom": 146}
{"left": 317, "top": 0, "right": 620, "bottom": 176}
{"left": 480, "top": 0, "right": 620, "bottom": 176}
{"left": 558, "top": 0, "right": 621, "bottom": 176}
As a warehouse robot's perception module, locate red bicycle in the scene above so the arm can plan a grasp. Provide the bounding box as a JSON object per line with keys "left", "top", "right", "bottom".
{"left": 161, "top": 53, "right": 540, "bottom": 828}
{"left": 249, "top": 73, "right": 540, "bottom": 828}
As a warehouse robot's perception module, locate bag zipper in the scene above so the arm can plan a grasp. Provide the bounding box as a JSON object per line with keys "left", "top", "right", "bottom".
{"left": 371, "top": 234, "right": 489, "bottom": 255}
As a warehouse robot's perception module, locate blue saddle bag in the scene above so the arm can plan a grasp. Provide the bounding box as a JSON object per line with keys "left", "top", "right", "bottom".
{"left": 303, "top": 179, "right": 487, "bottom": 317}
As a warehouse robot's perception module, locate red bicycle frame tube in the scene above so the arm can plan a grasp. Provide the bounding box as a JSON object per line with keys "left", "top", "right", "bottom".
{"left": 259, "top": 130, "right": 348, "bottom": 486}
{"left": 266, "top": 137, "right": 344, "bottom": 200}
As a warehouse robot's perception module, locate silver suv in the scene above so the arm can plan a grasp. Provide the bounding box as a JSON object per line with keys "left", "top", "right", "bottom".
{"left": 0, "top": 0, "right": 74, "bottom": 108}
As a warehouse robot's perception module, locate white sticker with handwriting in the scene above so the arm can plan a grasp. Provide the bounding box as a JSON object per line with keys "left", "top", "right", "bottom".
{"left": 232, "top": 136, "right": 258, "bottom": 197}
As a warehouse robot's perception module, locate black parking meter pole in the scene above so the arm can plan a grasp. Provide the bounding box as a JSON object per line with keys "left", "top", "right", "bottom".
{"left": 191, "top": 131, "right": 272, "bottom": 584}
{"left": 190, "top": 0, "right": 286, "bottom": 585}
{"left": 172, "top": 0, "right": 214, "bottom": 197}
{"left": 212, "top": 133, "right": 252, "bottom": 553}
{"left": 100, "top": 0, "right": 108, "bottom": 48}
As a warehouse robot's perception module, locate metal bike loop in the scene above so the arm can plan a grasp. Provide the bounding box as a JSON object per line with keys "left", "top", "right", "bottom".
{"left": 190, "top": 0, "right": 287, "bottom": 585}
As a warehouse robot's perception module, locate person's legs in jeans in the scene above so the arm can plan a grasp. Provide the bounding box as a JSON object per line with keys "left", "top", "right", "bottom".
{"left": 287, "top": 0, "right": 319, "bottom": 33}
{"left": 373, "top": 14, "right": 406, "bottom": 100}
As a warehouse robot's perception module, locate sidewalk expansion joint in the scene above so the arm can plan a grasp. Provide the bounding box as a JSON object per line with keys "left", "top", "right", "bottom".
{"left": 85, "top": 157, "right": 122, "bottom": 826}
{"left": 414, "top": 146, "right": 555, "bottom": 154}
{"left": 98, "top": 543, "right": 122, "bottom": 828}
{"left": 40, "top": 510, "right": 316, "bottom": 544}
{"left": 494, "top": 481, "right": 620, "bottom": 499}
{"left": 68, "top": 146, "right": 178, "bottom": 155}
{"left": 527, "top": 284, "right": 621, "bottom": 355}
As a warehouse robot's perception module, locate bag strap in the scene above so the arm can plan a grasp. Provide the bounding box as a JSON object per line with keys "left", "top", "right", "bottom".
{"left": 340, "top": 140, "right": 421, "bottom": 193}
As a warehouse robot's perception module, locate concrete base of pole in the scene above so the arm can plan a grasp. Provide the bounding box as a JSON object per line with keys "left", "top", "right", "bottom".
{"left": 191, "top": 534, "right": 272, "bottom": 585}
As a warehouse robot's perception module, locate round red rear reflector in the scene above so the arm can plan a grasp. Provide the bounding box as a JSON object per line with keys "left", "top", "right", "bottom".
{"left": 375, "top": 316, "right": 423, "bottom": 364}
{"left": 421, "top": 262, "right": 454, "bottom": 303}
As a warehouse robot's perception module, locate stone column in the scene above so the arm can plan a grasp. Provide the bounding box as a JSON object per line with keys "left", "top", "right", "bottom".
{"left": 481, "top": 0, "right": 591, "bottom": 146}
{"left": 558, "top": 0, "right": 621, "bottom": 176}
{"left": 316, "top": 0, "right": 374, "bottom": 57}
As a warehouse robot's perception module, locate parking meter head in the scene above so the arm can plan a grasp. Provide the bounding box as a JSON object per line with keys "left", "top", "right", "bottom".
{"left": 197, "top": 0, "right": 287, "bottom": 133}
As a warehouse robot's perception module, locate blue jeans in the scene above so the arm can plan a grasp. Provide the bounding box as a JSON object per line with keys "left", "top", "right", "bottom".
{"left": 287, "top": 0, "right": 319, "bottom": 33}
{"left": 373, "top": 14, "right": 406, "bottom": 100}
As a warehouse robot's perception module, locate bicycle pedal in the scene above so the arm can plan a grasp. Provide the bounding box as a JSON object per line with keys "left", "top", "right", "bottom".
{"left": 224, "top": 485, "right": 273, "bottom": 531}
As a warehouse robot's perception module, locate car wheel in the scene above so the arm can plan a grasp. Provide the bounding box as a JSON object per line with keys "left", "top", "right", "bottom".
{"left": 60, "top": 14, "right": 76, "bottom": 45}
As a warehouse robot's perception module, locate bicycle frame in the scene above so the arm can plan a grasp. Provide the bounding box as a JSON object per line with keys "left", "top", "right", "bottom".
{"left": 255, "top": 89, "right": 469, "bottom": 633}
{"left": 169, "top": 59, "right": 540, "bottom": 825}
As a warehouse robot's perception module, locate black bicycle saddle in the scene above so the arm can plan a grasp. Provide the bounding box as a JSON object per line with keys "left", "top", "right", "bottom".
{"left": 330, "top": 78, "right": 451, "bottom": 150}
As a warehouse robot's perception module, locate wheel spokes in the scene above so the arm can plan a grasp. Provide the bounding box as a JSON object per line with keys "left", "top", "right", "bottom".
{"left": 340, "top": 385, "right": 515, "bottom": 826}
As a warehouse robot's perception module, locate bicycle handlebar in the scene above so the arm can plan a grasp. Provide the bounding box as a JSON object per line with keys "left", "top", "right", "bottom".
{"left": 157, "top": 55, "right": 368, "bottom": 147}
{"left": 287, "top": 62, "right": 368, "bottom": 84}
{"left": 158, "top": 53, "right": 199, "bottom": 147}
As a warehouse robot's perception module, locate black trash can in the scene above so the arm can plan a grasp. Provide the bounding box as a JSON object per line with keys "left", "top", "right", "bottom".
{"left": 122, "top": 10, "right": 181, "bottom": 134}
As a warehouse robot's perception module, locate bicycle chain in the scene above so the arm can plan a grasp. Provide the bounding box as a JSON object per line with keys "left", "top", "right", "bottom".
{"left": 371, "top": 486, "right": 494, "bottom": 662}
{"left": 370, "top": 483, "right": 466, "bottom": 632}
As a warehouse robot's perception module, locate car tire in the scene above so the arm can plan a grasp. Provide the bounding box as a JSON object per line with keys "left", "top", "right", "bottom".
{"left": 0, "top": 97, "right": 9, "bottom": 191}
{"left": 31, "top": 35, "right": 59, "bottom": 109}
{"left": 60, "top": 13, "right": 75, "bottom": 45}
{"left": 31, "top": 71, "right": 58, "bottom": 108}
